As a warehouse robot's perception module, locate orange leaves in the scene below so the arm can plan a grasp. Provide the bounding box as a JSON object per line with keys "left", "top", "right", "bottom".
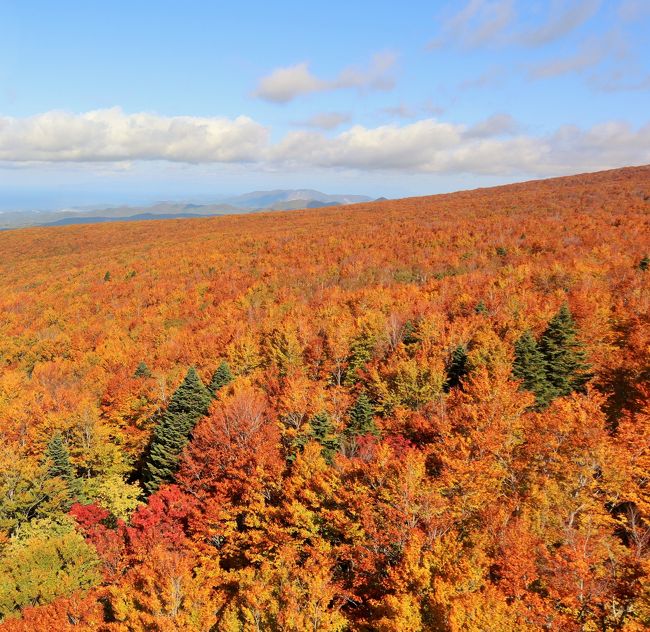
{"left": 0, "top": 167, "right": 649, "bottom": 628}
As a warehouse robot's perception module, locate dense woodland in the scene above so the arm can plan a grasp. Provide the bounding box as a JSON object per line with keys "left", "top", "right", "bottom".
{"left": 0, "top": 166, "right": 648, "bottom": 631}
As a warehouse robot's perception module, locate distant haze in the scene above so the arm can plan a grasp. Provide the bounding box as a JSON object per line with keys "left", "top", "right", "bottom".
{"left": 0, "top": 189, "right": 374, "bottom": 229}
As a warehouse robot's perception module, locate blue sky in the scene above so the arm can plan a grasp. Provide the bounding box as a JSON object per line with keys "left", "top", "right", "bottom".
{"left": 1, "top": 0, "right": 649, "bottom": 209}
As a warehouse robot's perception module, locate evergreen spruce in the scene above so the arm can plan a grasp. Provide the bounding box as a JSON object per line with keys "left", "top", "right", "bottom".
{"left": 539, "top": 304, "right": 591, "bottom": 399}
{"left": 639, "top": 255, "right": 649, "bottom": 271}
{"left": 513, "top": 330, "right": 551, "bottom": 408}
{"left": 346, "top": 391, "right": 378, "bottom": 437}
{"left": 309, "top": 412, "right": 340, "bottom": 464}
{"left": 142, "top": 367, "right": 211, "bottom": 494}
{"left": 445, "top": 344, "right": 469, "bottom": 391}
{"left": 401, "top": 320, "right": 420, "bottom": 346}
{"left": 134, "top": 361, "right": 152, "bottom": 378}
{"left": 475, "top": 301, "right": 488, "bottom": 315}
{"left": 46, "top": 433, "right": 75, "bottom": 481}
{"left": 45, "top": 433, "right": 81, "bottom": 503}
{"left": 209, "top": 361, "right": 234, "bottom": 394}
{"left": 166, "top": 367, "right": 212, "bottom": 417}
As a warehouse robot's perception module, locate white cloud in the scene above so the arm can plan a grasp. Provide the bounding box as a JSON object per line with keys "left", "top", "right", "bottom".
{"left": 0, "top": 107, "right": 268, "bottom": 163}
{"left": 296, "top": 112, "right": 352, "bottom": 130}
{"left": 464, "top": 113, "right": 520, "bottom": 137}
{"left": 1, "top": 108, "right": 648, "bottom": 178}
{"left": 254, "top": 52, "right": 397, "bottom": 103}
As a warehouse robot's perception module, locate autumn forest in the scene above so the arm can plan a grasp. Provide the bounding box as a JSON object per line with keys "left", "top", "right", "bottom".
{"left": 0, "top": 165, "right": 649, "bottom": 631}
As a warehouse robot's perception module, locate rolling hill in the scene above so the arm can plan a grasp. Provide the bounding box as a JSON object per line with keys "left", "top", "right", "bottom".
{"left": 0, "top": 166, "right": 648, "bottom": 631}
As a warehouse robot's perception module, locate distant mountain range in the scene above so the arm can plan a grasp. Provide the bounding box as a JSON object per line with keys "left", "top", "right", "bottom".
{"left": 0, "top": 190, "right": 374, "bottom": 229}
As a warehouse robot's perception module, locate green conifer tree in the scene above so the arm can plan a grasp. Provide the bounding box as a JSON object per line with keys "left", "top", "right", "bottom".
{"left": 474, "top": 301, "right": 488, "bottom": 315}
{"left": 346, "top": 391, "right": 378, "bottom": 437}
{"left": 142, "top": 367, "right": 211, "bottom": 494}
{"left": 45, "top": 433, "right": 81, "bottom": 504}
{"left": 166, "top": 367, "right": 212, "bottom": 417}
{"left": 401, "top": 320, "right": 420, "bottom": 346}
{"left": 209, "top": 361, "right": 234, "bottom": 394}
{"left": 639, "top": 255, "right": 649, "bottom": 271}
{"left": 539, "top": 304, "right": 591, "bottom": 399}
{"left": 445, "top": 344, "right": 469, "bottom": 391}
{"left": 46, "top": 434, "right": 75, "bottom": 482}
{"left": 513, "top": 330, "right": 551, "bottom": 408}
{"left": 134, "top": 361, "right": 152, "bottom": 378}
{"left": 309, "top": 412, "right": 340, "bottom": 464}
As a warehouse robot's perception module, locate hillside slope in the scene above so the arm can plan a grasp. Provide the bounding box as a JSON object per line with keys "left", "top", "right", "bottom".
{"left": 0, "top": 166, "right": 648, "bottom": 630}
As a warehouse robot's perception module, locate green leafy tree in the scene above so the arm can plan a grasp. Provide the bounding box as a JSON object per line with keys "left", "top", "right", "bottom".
{"left": 513, "top": 330, "right": 551, "bottom": 408}
{"left": 209, "top": 360, "right": 234, "bottom": 394}
{"left": 344, "top": 329, "right": 376, "bottom": 385}
{"left": 539, "top": 304, "right": 591, "bottom": 399}
{"left": 142, "top": 367, "right": 211, "bottom": 494}
{"left": 0, "top": 527, "right": 100, "bottom": 618}
{"left": 639, "top": 255, "right": 649, "bottom": 271}
{"left": 445, "top": 344, "right": 469, "bottom": 391}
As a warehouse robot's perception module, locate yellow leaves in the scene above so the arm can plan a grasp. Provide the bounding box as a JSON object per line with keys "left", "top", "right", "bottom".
{"left": 82, "top": 474, "right": 142, "bottom": 521}
{"left": 371, "top": 355, "right": 446, "bottom": 414}
{"left": 277, "top": 371, "right": 328, "bottom": 432}
{"left": 374, "top": 592, "right": 424, "bottom": 632}
{"left": 262, "top": 325, "right": 305, "bottom": 376}
{"left": 0, "top": 527, "right": 100, "bottom": 619}
{"left": 218, "top": 552, "right": 348, "bottom": 632}
{"left": 226, "top": 333, "right": 262, "bottom": 375}
{"left": 446, "top": 584, "right": 527, "bottom": 632}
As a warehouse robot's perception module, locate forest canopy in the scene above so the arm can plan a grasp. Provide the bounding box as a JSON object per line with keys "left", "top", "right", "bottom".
{"left": 0, "top": 166, "right": 648, "bottom": 631}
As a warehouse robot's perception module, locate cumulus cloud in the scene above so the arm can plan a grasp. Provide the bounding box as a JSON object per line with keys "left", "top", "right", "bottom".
{"left": 254, "top": 52, "right": 397, "bottom": 103}
{"left": 1, "top": 108, "right": 648, "bottom": 178}
{"left": 296, "top": 112, "right": 352, "bottom": 130}
{"left": 271, "top": 119, "right": 649, "bottom": 176}
{"left": 381, "top": 102, "right": 445, "bottom": 120}
{"left": 464, "top": 113, "right": 520, "bottom": 138}
{"left": 0, "top": 108, "right": 268, "bottom": 163}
